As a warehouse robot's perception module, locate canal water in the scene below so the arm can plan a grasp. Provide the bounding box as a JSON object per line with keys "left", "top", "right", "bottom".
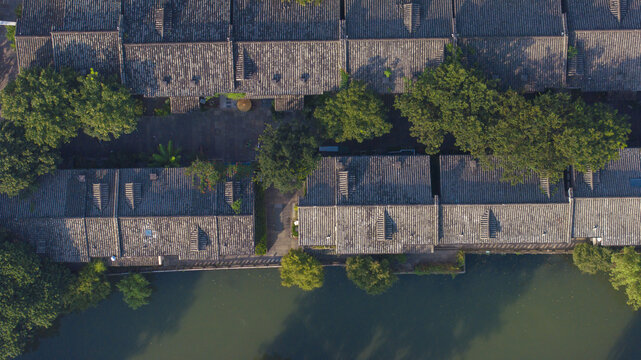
{"left": 18, "top": 255, "right": 641, "bottom": 360}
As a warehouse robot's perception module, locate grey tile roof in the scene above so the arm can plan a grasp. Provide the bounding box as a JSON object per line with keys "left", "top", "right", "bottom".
{"left": 461, "top": 36, "right": 566, "bottom": 91}
{"left": 233, "top": 0, "right": 339, "bottom": 41}
{"left": 170, "top": 96, "right": 202, "bottom": 113}
{"left": 299, "top": 205, "right": 436, "bottom": 254}
{"left": 453, "top": 0, "right": 564, "bottom": 37}
{"left": 52, "top": 31, "right": 122, "bottom": 76}
{"left": 345, "top": 0, "right": 453, "bottom": 39}
{"left": 235, "top": 41, "right": 341, "bottom": 96}
{"left": 298, "top": 207, "right": 337, "bottom": 247}
{"left": 117, "top": 168, "right": 254, "bottom": 217}
{"left": 123, "top": 43, "right": 234, "bottom": 97}
{"left": 572, "top": 30, "right": 641, "bottom": 92}
{"left": 85, "top": 217, "right": 120, "bottom": 257}
{"left": 119, "top": 216, "right": 220, "bottom": 260}
{"left": 1, "top": 218, "right": 89, "bottom": 262}
{"left": 572, "top": 197, "right": 641, "bottom": 245}
{"left": 0, "top": 170, "right": 87, "bottom": 219}
{"left": 300, "top": 156, "right": 434, "bottom": 207}
{"left": 16, "top": 37, "right": 54, "bottom": 70}
{"left": 573, "top": 148, "right": 641, "bottom": 197}
{"left": 567, "top": 0, "right": 641, "bottom": 30}
{"left": 347, "top": 38, "right": 448, "bottom": 93}
{"left": 122, "top": 0, "right": 230, "bottom": 43}
{"left": 439, "top": 155, "right": 567, "bottom": 204}
{"left": 0, "top": 168, "right": 254, "bottom": 263}
{"left": 59, "top": 0, "right": 121, "bottom": 32}
{"left": 439, "top": 203, "right": 571, "bottom": 245}
{"left": 16, "top": 0, "right": 64, "bottom": 36}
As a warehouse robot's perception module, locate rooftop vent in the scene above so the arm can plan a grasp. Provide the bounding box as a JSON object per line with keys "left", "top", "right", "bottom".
{"left": 163, "top": 76, "right": 171, "bottom": 85}
{"left": 567, "top": 47, "right": 584, "bottom": 77}
{"left": 125, "top": 182, "right": 142, "bottom": 210}
{"left": 300, "top": 73, "right": 310, "bottom": 83}
{"left": 155, "top": 0, "right": 173, "bottom": 38}
{"left": 190, "top": 226, "right": 203, "bottom": 251}
{"left": 583, "top": 169, "right": 600, "bottom": 191}
{"left": 272, "top": 73, "right": 281, "bottom": 83}
{"left": 540, "top": 177, "right": 550, "bottom": 198}
{"left": 77, "top": 175, "right": 86, "bottom": 183}
{"left": 149, "top": 173, "right": 158, "bottom": 181}
{"left": 479, "top": 209, "right": 497, "bottom": 240}
{"left": 191, "top": 75, "right": 200, "bottom": 85}
{"left": 236, "top": 49, "right": 245, "bottom": 81}
{"left": 376, "top": 210, "right": 393, "bottom": 242}
{"left": 609, "top": 0, "right": 628, "bottom": 22}
{"left": 92, "top": 183, "right": 108, "bottom": 211}
{"left": 338, "top": 171, "right": 354, "bottom": 198}
{"left": 403, "top": 3, "right": 421, "bottom": 34}
{"left": 224, "top": 181, "right": 240, "bottom": 206}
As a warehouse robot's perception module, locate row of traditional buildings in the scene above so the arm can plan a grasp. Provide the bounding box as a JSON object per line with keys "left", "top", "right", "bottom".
{"left": 14, "top": 0, "right": 641, "bottom": 112}
{"left": 0, "top": 168, "right": 255, "bottom": 265}
{"left": 3, "top": 149, "right": 640, "bottom": 265}
{"left": 298, "top": 149, "right": 641, "bottom": 254}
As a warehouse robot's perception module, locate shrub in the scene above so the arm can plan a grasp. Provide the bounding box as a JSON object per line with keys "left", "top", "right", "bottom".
{"left": 5, "top": 25, "right": 15, "bottom": 49}
{"left": 610, "top": 247, "right": 641, "bottom": 310}
{"left": 231, "top": 199, "right": 242, "bottom": 214}
{"left": 186, "top": 159, "right": 223, "bottom": 192}
{"left": 154, "top": 99, "right": 171, "bottom": 116}
{"left": 116, "top": 274, "right": 152, "bottom": 310}
{"left": 63, "top": 260, "right": 111, "bottom": 312}
{"left": 149, "top": 141, "right": 181, "bottom": 168}
{"left": 572, "top": 242, "right": 612, "bottom": 274}
{"left": 254, "top": 185, "right": 268, "bottom": 255}
{"left": 346, "top": 256, "right": 397, "bottom": 295}
{"left": 280, "top": 249, "right": 324, "bottom": 291}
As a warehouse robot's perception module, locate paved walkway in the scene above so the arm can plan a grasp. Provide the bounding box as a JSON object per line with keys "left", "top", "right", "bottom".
{"left": 265, "top": 187, "right": 299, "bottom": 256}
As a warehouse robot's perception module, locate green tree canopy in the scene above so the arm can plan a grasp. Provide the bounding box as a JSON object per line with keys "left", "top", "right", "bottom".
{"left": 257, "top": 121, "right": 319, "bottom": 193}
{"left": 0, "top": 67, "right": 80, "bottom": 148}
{"left": 0, "top": 235, "right": 72, "bottom": 360}
{"left": 186, "top": 159, "right": 223, "bottom": 192}
{"left": 345, "top": 256, "right": 398, "bottom": 295}
{"left": 395, "top": 46, "right": 629, "bottom": 183}
{"left": 116, "top": 274, "right": 152, "bottom": 310}
{"left": 395, "top": 45, "right": 500, "bottom": 154}
{"left": 314, "top": 80, "right": 391, "bottom": 143}
{"left": 572, "top": 242, "right": 612, "bottom": 275}
{"left": 280, "top": 249, "right": 324, "bottom": 291}
{"left": 610, "top": 247, "right": 641, "bottom": 310}
{"left": 73, "top": 69, "right": 142, "bottom": 141}
{"left": 63, "top": 260, "right": 111, "bottom": 312}
{"left": 0, "top": 123, "right": 59, "bottom": 197}
{"left": 490, "top": 92, "right": 629, "bottom": 183}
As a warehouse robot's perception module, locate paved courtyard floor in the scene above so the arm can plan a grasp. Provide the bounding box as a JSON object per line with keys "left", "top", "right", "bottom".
{"left": 61, "top": 106, "right": 269, "bottom": 168}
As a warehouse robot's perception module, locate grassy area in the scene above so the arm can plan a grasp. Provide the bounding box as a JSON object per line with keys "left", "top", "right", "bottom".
{"left": 414, "top": 251, "right": 465, "bottom": 275}
{"left": 254, "top": 185, "right": 267, "bottom": 255}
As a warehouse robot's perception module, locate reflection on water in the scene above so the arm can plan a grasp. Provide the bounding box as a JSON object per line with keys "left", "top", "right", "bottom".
{"left": 18, "top": 256, "right": 641, "bottom": 360}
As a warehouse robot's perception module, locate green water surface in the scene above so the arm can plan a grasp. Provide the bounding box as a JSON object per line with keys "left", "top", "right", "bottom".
{"left": 18, "top": 255, "right": 641, "bottom": 360}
